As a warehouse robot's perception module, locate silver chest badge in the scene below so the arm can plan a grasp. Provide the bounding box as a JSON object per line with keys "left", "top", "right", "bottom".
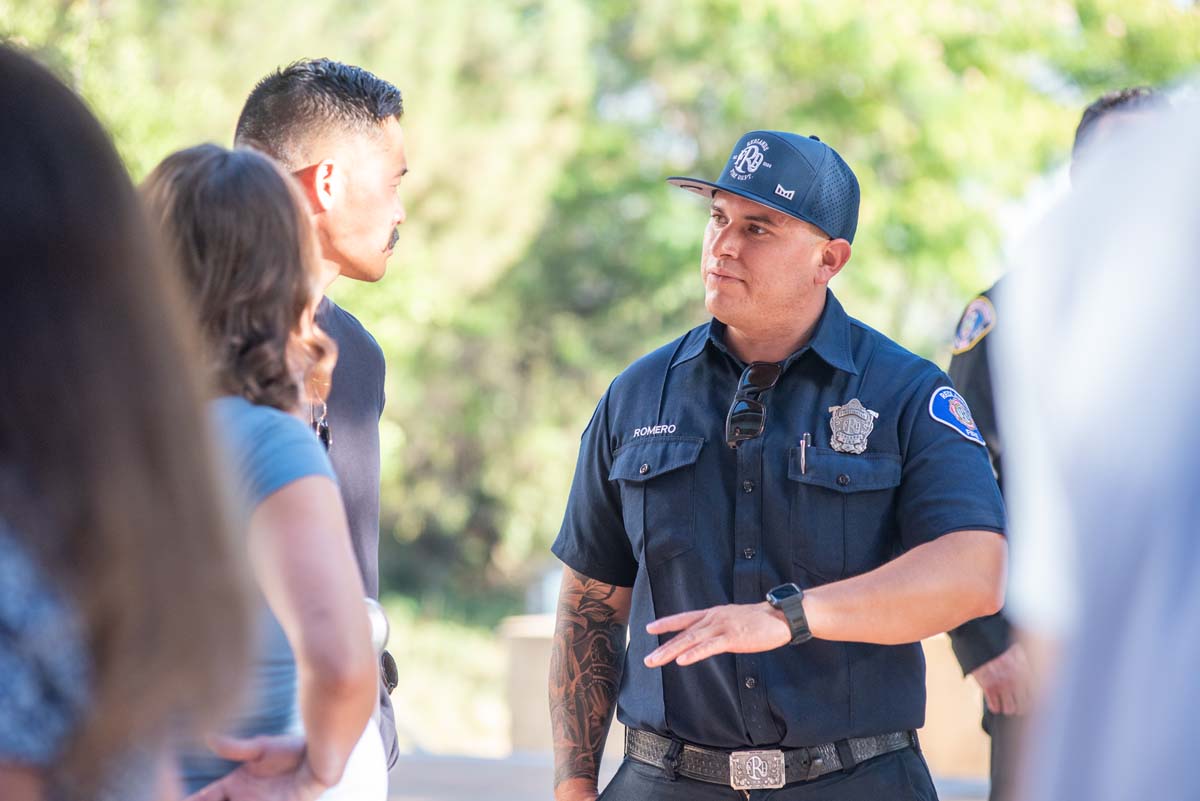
{"left": 828, "top": 399, "right": 879, "bottom": 454}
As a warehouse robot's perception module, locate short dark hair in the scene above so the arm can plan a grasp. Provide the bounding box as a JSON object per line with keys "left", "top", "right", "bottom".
{"left": 1072, "top": 86, "right": 1164, "bottom": 160}
{"left": 235, "top": 58, "right": 403, "bottom": 168}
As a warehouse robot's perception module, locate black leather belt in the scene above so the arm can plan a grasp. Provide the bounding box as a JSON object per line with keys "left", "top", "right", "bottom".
{"left": 625, "top": 727, "right": 919, "bottom": 791}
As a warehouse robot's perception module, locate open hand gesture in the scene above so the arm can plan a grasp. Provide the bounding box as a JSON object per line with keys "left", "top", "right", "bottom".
{"left": 644, "top": 602, "right": 792, "bottom": 667}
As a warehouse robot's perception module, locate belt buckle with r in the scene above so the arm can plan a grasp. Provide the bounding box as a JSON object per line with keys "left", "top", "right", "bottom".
{"left": 729, "top": 749, "right": 786, "bottom": 790}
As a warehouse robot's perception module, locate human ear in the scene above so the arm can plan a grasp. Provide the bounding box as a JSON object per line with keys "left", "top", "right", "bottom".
{"left": 294, "top": 160, "right": 339, "bottom": 213}
{"left": 817, "top": 239, "right": 852, "bottom": 283}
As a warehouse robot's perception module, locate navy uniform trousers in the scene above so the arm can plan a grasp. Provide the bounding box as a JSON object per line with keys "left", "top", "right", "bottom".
{"left": 598, "top": 749, "right": 938, "bottom": 800}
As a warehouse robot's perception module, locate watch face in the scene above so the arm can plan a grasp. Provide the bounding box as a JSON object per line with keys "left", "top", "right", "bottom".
{"left": 768, "top": 583, "right": 802, "bottom": 601}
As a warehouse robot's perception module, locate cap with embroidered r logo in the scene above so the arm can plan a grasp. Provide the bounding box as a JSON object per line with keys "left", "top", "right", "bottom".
{"left": 667, "top": 130, "right": 860, "bottom": 243}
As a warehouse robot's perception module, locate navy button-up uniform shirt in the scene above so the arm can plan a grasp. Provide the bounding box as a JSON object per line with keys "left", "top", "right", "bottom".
{"left": 552, "top": 290, "right": 1005, "bottom": 749}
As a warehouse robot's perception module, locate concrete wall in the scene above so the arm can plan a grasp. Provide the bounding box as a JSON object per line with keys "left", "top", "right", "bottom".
{"left": 499, "top": 614, "right": 988, "bottom": 779}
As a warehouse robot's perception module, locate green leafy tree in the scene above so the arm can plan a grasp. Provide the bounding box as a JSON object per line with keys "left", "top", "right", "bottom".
{"left": 398, "top": 0, "right": 1199, "bottom": 607}
{"left": 5, "top": 0, "right": 1197, "bottom": 618}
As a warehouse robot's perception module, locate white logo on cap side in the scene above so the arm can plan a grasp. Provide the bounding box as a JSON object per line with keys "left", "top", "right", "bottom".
{"left": 774, "top": 184, "right": 795, "bottom": 200}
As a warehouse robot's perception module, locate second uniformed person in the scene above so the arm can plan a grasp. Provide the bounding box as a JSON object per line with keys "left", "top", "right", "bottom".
{"left": 944, "top": 86, "right": 1166, "bottom": 801}
{"left": 549, "top": 130, "right": 1007, "bottom": 801}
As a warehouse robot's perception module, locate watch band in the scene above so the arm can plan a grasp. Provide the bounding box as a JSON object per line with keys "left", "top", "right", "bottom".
{"left": 767, "top": 583, "right": 813, "bottom": 645}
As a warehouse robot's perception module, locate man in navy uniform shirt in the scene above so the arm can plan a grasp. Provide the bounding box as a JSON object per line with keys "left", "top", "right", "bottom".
{"left": 550, "top": 130, "right": 1007, "bottom": 801}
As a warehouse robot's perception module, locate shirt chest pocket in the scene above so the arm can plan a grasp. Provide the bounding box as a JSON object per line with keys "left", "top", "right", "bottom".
{"left": 787, "top": 447, "right": 902, "bottom": 582}
{"left": 609, "top": 437, "right": 705, "bottom": 567}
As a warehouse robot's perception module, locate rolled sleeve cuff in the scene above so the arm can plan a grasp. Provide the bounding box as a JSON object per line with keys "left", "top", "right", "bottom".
{"left": 903, "top": 520, "right": 1006, "bottom": 553}
{"left": 948, "top": 612, "right": 1012, "bottom": 675}
{"left": 551, "top": 537, "right": 637, "bottom": 588}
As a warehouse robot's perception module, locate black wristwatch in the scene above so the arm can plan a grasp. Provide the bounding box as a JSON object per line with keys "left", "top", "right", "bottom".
{"left": 766, "top": 582, "right": 813, "bottom": 645}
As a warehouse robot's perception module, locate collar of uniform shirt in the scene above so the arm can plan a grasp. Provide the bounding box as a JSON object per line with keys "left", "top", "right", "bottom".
{"left": 670, "top": 288, "right": 860, "bottom": 376}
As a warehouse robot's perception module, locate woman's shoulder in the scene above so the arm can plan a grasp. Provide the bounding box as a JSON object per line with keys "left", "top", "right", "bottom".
{"left": 0, "top": 525, "right": 86, "bottom": 665}
{"left": 212, "top": 394, "right": 302, "bottom": 435}
{"left": 0, "top": 524, "right": 89, "bottom": 767}
{"left": 211, "top": 395, "right": 323, "bottom": 452}
{"left": 210, "top": 396, "right": 336, "bottom": 505}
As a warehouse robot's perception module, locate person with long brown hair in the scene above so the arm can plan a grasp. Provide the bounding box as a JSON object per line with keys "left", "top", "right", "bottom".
{"left": 0, "top": 45, "right": 251, "bottom": 801}
{"left": 142, "top": 144, "right": 382, "bottom": 801}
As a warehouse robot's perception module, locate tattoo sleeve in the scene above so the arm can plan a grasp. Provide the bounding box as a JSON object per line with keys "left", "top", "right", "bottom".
{"left": 549, "top": 567, "right": 630, "bottom": 791}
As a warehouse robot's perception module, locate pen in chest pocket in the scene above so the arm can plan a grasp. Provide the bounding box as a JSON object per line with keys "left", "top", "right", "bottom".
{"left": 800, "top": 432, "right": 812, "bottom": 474}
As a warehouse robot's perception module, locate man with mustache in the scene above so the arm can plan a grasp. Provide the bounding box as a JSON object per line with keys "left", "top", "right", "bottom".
{"left": 234, "top": 58, "right": 408, "bottom": 771}
{"left": 550, "top": 130, "right": 1007, "bottom": 800}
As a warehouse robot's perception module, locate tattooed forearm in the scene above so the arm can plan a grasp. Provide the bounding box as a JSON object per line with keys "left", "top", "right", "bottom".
{"left": 549, "top": 568, "right": 631, "bottom": 791}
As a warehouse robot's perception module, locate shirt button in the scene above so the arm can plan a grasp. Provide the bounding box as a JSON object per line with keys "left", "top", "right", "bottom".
{"left": 744, "top": 677, "right": 757, "bottom": 689}
{"left": 639, "top": 463, "right": 650, "bottom": 475}
{"left": 837, "top": 473, "right": 850, "bottom": 486}
{"left": 743, "top": 547, "right": 756, "bottom": 560}
{"left": 742, "top": 480, "right": 755, "bottom": 493}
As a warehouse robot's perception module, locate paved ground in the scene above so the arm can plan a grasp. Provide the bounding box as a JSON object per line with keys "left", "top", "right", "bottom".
{"left": 387, "top": 752, "right": 988, "bottom": 800}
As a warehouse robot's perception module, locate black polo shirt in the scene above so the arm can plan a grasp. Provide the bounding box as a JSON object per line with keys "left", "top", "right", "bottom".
{"left": 314, "top": 296, "right": 398, "bottom": 766}
{"left": 552, "top": 290, "right": 1005, "bottom": 749}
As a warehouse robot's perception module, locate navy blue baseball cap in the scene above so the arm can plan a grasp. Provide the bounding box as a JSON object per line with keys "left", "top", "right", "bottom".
{"left": 667, "top": 130, "right": 860, "bottom": 243}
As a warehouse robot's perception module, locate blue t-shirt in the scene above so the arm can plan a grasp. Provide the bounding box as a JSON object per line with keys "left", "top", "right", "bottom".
{"left": 553, "top": 290, "right": 1006, "bottom": 749}
{"left": 179, "top": 396, "right": 336, "bottom": 792}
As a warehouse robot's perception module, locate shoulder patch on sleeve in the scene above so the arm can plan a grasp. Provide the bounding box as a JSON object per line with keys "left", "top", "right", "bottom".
{"left": 928, "top": 386, "right": 987, "bottom": 446}
{"left": 951, "top": 295, "right": 996, "bottom": 354}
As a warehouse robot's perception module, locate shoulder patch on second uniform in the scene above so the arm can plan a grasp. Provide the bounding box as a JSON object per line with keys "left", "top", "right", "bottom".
{"left": 928, "top": 386, "right": 986, "bottom": 446}
{"left": 951, "top": 295, "right": 996, "bottom": 354}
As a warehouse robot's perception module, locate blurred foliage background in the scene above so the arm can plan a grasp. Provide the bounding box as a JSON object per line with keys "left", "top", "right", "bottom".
{"left": 4, "top": 0, "right": 1197, "bottom": 626}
